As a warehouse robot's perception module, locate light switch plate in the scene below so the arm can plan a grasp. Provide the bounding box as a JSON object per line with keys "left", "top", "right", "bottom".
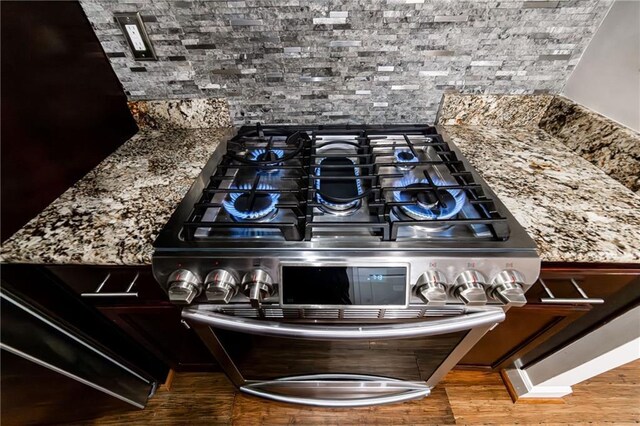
{"left": 114, "top": 12, "right": 157, "bottom": 61}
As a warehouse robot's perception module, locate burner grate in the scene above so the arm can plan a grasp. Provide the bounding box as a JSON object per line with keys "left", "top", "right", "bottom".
{"left": 183, "top": 124, "right": 309, "bottom": 241}
{"left": 305, "top": 129, "right": 389, "bottom": 240}
{"left": 180, "top": 123, "right": 510, "bottom": 242}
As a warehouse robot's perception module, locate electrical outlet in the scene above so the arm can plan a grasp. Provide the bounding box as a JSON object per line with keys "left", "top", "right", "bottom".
{"left": 124, "top": 24, "right": 146, "bottom": 51}
{"left": 114, "top": 12, "right": 157, "bottom": 61}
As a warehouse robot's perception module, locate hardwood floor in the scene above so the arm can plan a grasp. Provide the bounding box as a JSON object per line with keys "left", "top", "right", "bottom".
{"left": 83, "top": 360, "right": 639, "bottom": 425}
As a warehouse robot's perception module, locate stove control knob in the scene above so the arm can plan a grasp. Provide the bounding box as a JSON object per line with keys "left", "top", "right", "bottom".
{"left": 453, "top": 270, "right": 488, "bottom": 306}
{"left": 415, "top": 271, "right": 448, "bottom": 306}
{"left": 489, "top": 270, "right": 527, "bottom": 307}
{"left": 167, "top": 269, "right": 202, "bottom": 304}
{"left": 205, "top": 269, "right": 239, "bottom": 304}
{"left": 242, "top": 269, "right": 274, "bottom": 308}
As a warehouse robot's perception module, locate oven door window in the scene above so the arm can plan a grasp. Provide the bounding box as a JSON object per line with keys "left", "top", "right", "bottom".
{"left": 214, "top": 326, "right": 468, "bottom": 382}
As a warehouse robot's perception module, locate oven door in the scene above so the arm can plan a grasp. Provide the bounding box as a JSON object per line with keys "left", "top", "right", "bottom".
{"left": 182, "top": 306, "right": 504, "bottom": 407}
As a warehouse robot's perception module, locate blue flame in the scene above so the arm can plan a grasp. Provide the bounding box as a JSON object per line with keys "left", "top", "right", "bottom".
{"left": 222, "top": 183, "right": 280, "bottom": 221}
{"left": 315, "top": 158, "right": 364, "bottom": 209}
{"left": 393, "top": 176, "right": 467, "bottom": 220}
{"left": 249, "top": 149, "right": 284, "bottom": 162}
{"left": 394, "top": 149, "right": 418, "bottom": 164}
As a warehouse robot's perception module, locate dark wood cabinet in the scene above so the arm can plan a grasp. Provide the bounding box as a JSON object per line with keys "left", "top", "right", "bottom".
{"left": 98, "top": 305, "right": 217, "bottom": 371}
{"left": 1, "top": 1, "right": 137, "bottom": 241}
{"left": 460, "top": 301, "right": 591, "bottom": 368}
{"left": 459, "top": 265, "right": 640, "bottom": 370}
{"left": 46, "top": 265, "right": 218, "bottom": 372}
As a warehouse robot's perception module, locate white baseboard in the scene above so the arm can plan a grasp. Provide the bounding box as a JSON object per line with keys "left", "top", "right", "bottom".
{"left": 504, "top": 306, "right": 640, "bottom": 400}
{"left": 504, "top": 366, "right": 573, "bottom": 399}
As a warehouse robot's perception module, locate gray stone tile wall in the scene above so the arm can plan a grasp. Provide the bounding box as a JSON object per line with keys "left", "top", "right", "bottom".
{"left": 79, "top": 0, "right": 612, "bottom": 125}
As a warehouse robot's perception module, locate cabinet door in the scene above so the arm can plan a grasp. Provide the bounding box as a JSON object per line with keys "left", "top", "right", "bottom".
{"left": 46, "top": 265, "right": 217, "bottom": 371}
{"left": 518, "top": 271, "right": 640, "bottom": 367}
{"left": 460, "top": 270, "right": 638, "bottom": 370}
{"left": 98, "top": 305, "right": 218, "bottom": 371}
{"left": 459, "top": 303, "right": 590, "bottom": 368}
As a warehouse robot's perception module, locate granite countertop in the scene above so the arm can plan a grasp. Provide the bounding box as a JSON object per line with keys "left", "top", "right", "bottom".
{"left": 444, "top": 125, "right": 640, "bottom": 263}
{"left": 1, "top": 127, "right": 231, "bottom": 265}
{"left": 1, "top": 124, "right": 639, "bottom": 265}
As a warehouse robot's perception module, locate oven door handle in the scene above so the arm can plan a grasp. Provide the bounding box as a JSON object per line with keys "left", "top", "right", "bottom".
{"left": 181, "top": 308, "right": 505, "bottom": 340}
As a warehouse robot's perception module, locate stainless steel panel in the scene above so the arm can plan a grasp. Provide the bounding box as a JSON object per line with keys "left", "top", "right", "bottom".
{"left": 184, "top": 303, "right": 504, "bottom": 405}
{"left": 154, "top": 254, "right": 541, "bottom": 307}
{"left": 211, "top": 327, "right": 469, "bottom": 382}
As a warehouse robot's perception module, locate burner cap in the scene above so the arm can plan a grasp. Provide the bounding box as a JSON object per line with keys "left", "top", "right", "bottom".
{"left": 315, "top": 157, "right": 363, "bottom": 215}
{"left": 255, "top": 150, "right": 281, "bottom": 162}
{"left": 234, "top": 193, "right": 274, "bottom": 214}
{"left": 393, "top": 178, "right": 466, "bottom": 220}
{"left": 397, "top": 151, "right": 414, "bottom": 161}
{"left": 222, "top": 184, "right": 280, "bottom": 222}
{"left": 249, "top": 149, "right": 284, "bottom": 174}
{"left": 394, "top": 149, "right": 419, "bottom": 171}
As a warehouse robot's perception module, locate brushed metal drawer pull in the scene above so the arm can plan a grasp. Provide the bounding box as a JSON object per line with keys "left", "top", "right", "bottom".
{"left": 539, "top": 278, "right": 604, "bottom": 305}
{"left": 81, "top": 273, "right": 139, "bottom": 298}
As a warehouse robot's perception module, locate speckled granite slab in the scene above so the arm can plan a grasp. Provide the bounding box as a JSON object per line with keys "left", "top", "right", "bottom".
{"left": 437, "top": 94, "right": 554, "bottom": 128}
{"left": 539, "top": 96, "right": 640, "bottom": 193}
{"left": 128, "top": 99, "right": 231, "bottom": 130}
{"left": 0, "top": 127, "right": 232, "bottom": 265}
{"left": 444, "top": 125, "right": 640, "bottom": 263}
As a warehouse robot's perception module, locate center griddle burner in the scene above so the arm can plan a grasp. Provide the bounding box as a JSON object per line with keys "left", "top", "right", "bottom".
{"left": 315, "top": 157, "right": 363, "bottom": 216}
{"left": 222, "top": 184, "right": 280, "bottom": 222}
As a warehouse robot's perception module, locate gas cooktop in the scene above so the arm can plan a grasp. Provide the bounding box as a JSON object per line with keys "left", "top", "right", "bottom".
{"left": 152, "top": 124, "right": 540, "bottom": 308}
{"left": 154, "top": 124, "right": 535, "bottom": 248}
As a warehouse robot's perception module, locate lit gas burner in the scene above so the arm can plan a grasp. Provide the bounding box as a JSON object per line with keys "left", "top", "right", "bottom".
{"left": 394, "top": 149, "right": 418, "bottom": 171}
{"left": 393, "top": 176, "right": 466, "bottom": 221}
{"left": 315, "top": 157, "right": 363, "bottom": 216}
{"left": 222, "top": 184, "right": 280, "bottom": 222}
{"left": 249, "top": 149, "right": 284, "bottom": 174}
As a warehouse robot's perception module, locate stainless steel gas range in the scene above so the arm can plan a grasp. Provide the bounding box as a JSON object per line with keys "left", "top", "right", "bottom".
{"left": 152, "top": 124, "right": 540, "bottom": 407}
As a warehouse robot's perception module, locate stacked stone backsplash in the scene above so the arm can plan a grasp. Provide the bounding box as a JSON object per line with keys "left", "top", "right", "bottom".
{"left": 80, "top": 0, "right": 611, "bottom": 125}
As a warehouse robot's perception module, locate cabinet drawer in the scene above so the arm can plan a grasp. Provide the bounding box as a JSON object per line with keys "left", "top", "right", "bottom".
{"left": 47, "top": 266, "right": 167, "bottom": 303}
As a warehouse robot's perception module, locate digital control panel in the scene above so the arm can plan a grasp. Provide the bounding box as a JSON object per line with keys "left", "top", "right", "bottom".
{"left": 281, "top": 266, "right": 408, "bottom": 306}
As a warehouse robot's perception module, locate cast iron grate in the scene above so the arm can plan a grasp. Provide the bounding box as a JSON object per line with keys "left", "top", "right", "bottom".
{"left": 181, "top": 123, "right": 509, "bottom": 242}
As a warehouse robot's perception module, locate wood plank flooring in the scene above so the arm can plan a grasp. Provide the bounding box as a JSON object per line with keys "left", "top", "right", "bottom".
{"left": 83, "top": 360, "right": 640, "bottom": 425}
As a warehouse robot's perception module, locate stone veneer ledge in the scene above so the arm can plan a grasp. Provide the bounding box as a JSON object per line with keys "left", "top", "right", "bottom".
{"left": 539, "top": 96, "right": 640, "bottom": 193}
{"left": 128, "top": 98, "right": 232, "bottom": 130}
{"left": 437, "top": 93, "right": 554, "bottom": 129}
{"left": 438, "top": 93, "right": 640, "bottom": 193}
